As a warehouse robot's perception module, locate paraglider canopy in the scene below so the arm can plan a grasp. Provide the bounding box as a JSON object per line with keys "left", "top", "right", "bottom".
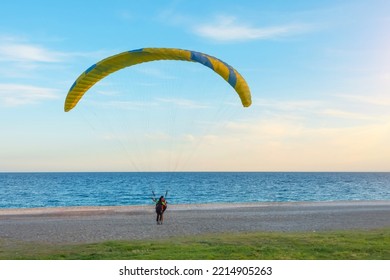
{"left": 64, "top": 48, "right": 251, "bottom": 112}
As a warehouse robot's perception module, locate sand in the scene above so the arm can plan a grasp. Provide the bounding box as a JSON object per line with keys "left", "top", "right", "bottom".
{"left": 0, "top": 200, "right": 390, "bottom": 244}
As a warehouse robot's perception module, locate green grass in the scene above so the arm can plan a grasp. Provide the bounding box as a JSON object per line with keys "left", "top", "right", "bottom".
{"left": 1, "top": 229, "right": 389, "bottom": 260}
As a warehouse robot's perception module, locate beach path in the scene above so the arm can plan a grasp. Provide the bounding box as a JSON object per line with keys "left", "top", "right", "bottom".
{"left": 1, "top": 201, "right": 390, "bottom": 244}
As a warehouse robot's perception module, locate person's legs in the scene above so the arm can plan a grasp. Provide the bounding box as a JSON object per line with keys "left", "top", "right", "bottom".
{"left": 156, "top": 212, "right": 160, "bottom": 224}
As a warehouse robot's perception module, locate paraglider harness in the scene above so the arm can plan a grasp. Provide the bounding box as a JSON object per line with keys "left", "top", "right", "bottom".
{"left": 152, "top": 191, "right": 168, "bottom": 213}
{"left": 156, "top": 197, "right": 167, "bottom": 212}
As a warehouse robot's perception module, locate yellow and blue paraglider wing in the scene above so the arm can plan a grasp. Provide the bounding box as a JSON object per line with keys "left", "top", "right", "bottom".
{"left": 64, "top": 48, "right": 251, "bottom": 112}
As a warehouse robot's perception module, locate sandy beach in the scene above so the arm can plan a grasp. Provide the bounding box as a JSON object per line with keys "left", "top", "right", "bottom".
{"left": 1, "top": 200, "right": 390, "bottom": 244}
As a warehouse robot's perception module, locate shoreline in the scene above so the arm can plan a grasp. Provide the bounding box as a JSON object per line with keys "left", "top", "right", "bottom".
{"left": 0, "top": 200, "right": 389, "bottom": 216}
{"left": 1, "top": 200, "right": 390, "bottom": 244}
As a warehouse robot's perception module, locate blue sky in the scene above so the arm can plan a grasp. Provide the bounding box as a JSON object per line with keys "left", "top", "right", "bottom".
{"left": 0, "top": 0, "right": 389, "bottom": 172}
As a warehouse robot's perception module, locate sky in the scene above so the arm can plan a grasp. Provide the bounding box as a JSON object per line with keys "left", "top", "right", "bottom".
{"left": 0, "top": 0, "right": 389, "bottom": 172}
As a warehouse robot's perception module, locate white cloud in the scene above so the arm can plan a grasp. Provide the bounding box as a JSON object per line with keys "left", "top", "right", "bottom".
{"left": 0, "top": 40, "right": 65, "bottom": 63}
{"left": 381, "top": 72, "right": 390, "bottom": 81}
{"left": 192, "top": 113, "right": 390, "bottom": 171}
{"left": 337, "top": 93, "right": 390, "bottom": 107}
{"left": 0, "top": 35, "right": 107, "bottom": 66}
{"left": 254, "top": 95, "right": 389, "bottom": 124}
{"left": 0, "top": 83, "right": 59, "bottom": 106}
{"left": 255, "top": 98, "right": 321, "bottom": 111}
{"left": 193, "top": 15, "right": 311, "bottom": 42}
{"left": 321, "top": 109, "right": 380, "bottom": 121}
{"left": 0, "top": 36, "right": 74, "bottom": 79}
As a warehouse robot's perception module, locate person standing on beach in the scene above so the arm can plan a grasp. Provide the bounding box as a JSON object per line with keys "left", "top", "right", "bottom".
{"left": 152, "top": 196, "right": 168, "bottom": 225}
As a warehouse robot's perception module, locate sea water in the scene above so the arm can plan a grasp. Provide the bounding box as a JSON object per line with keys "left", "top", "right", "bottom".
{"left": 0, "top": 172, "right": 389, "bottom": 209}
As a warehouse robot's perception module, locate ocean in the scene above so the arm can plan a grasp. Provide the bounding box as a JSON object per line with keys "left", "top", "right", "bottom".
{"left": 0, "top": 172, "right": 389, "bottom": 209}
